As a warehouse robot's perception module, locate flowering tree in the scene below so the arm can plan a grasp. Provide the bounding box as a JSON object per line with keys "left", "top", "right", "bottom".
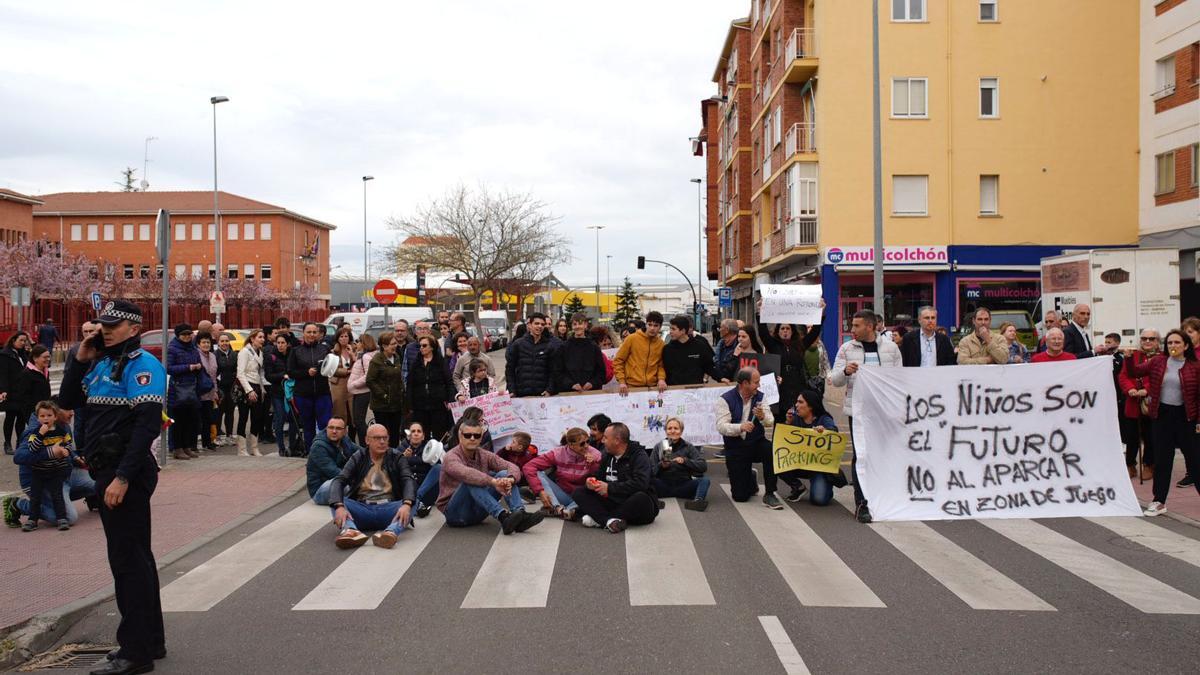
{"left": 223, "top": 279, "right": 277, "bottom": 308}
{"left": 0, "top": 238, "right": 96, "bottom": 300}
{"left": 279, "top": 284, "right": 318, "bottom": 312}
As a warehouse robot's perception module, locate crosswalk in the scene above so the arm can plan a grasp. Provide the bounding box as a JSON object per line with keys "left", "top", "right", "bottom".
{"left": 160, "top": 486, "right": 1200, "bottom": 616}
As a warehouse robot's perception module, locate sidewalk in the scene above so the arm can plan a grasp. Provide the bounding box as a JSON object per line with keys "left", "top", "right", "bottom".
{"left": 0, "top": 445, "right": 306, "bottom": 632}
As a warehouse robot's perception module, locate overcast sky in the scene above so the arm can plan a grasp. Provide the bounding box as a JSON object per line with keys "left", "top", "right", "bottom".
{"left": 0, "top": 0, "right": 737, "bottom": 294}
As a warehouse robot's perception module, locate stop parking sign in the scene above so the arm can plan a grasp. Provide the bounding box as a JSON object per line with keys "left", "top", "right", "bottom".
{"left": 373, "top": 279, "right": 399, "bottom": 305}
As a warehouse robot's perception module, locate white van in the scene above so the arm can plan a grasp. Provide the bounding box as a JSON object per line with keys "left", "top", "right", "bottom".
{"left": 364, "top": 306, "right": 434, "bottom": 325}
{"left": 478, "top": 310, "right": 510, "bottom": 349}
{"left": 324, "top": 312, "right": 373, "bottom": 337}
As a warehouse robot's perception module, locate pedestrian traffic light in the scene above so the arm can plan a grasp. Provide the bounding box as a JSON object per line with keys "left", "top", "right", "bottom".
{"left": 637, "top": 256, "right": 645, "bottom": 270}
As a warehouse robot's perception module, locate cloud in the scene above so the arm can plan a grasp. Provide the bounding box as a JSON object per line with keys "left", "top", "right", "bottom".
{"left": 0, "top": 0, "right": 734, "bottom": 291}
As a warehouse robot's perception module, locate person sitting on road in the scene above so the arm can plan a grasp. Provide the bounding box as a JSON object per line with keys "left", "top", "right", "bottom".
{"left": 496, "top": 431, "right": 539, "bottom": 496}
{"left": 306, "top": 416, "right": 361, "bottom": 505}
{"left": 436, "top": 419, "right": 545, "bottom": 534}
{"left": 401, "top": 421, "right": 445, "bottom": 518}
{"left": 572, "top": 422, "right": 659, "bottom": 533}
{"left": 3, "top": 408, "right": 97, "bottom": 528}
{"left": 782, "top": 389, "right": 847, "bottom": 506}
{"left": 327, "top": 423, "right": 416, "bottom": 549}
{"left": 650, "top": 417, "right": 710, "bottom": 511}
{"left": 587, "top": 413, "right": 611, "bottom": 453}
{"left": 443, "top": 406, "right": 495, "bottom": 451}
{"left": 523, "top": 427, "right": 601, "bottom": 521}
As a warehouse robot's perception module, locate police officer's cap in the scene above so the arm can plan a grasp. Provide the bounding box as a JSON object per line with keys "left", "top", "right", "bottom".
{"left": 97, "top": 300, "right": 143, "bottom": 326}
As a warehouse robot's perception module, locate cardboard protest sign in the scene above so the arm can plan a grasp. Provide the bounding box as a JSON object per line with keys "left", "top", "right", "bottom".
{"left": 772, "top": 423, "right": 848, "bottom": 474}
{"left": 850, "top": 357, "right": 1141, "bottom": 521}
{"left": 739, "top": 352, "right": 781, "bottom": 376}
{"left": 759, "top": 284, "right": 823, "bottom": 325}
{"left": 449, "top": 391, "right": 522, "bottom": 438}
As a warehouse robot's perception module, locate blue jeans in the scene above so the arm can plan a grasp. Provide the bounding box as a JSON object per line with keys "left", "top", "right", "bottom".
{"left": 538, "top": 471, "right": 578, "bottom": 511}
{"left": 293, "top": 394, "right": 333, "bottom": 453}
{"left": 271, "top": 397, "right": 298, "bottom": 455}
{"left": 333, "top": 498, "right": 408, "bottom": 535}
{"left": 653, "top": 476, "right": 711, "bottom": 501}
{"left": 416, "top": 465, "right": 441, "bottom": 507}
{"left": 17, "top": 468, "right": 96, "bottom": 524}
{"left": 443, "top": 470, "right": 523, "bottom": 527}
{"left": 312, "top": 478, "right": 335, "bottom": 506}
{"left": 808, "top": 473, "right": 833, "bottom": 506}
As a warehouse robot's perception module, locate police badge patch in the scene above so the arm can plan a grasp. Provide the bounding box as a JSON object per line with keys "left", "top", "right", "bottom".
{"left": 135, "top": 372, "right": 152, "bottom": 386}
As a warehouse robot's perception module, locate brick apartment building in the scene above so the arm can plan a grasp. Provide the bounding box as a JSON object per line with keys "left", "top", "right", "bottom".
{"left": 31, "top": 191, "right": 335, "bottom": 301}
{"left": 1139, "top": 0, "right": 1199, "bottom": 314}
{"left": 0, "top": 189, "right": 42, "bottom": 327}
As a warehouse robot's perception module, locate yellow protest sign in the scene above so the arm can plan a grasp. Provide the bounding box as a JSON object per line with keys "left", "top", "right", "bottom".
{"left": 772, "top": 423, "right": 848, "bottom": 474}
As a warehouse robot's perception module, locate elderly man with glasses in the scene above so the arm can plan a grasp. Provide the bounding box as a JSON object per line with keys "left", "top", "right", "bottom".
{"left": 327, "top": 423, "right": 416, "bottom": 549}
{"left": 1118, "top": 329, "right": 1161, "bottom": 480}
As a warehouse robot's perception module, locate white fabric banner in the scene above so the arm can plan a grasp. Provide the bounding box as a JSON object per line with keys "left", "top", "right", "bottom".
{"left": 759, "top": 284, "right": 823, "bottom": 325}
{"left": 850, "top": 357, "right": 1142, "bottom": 521}
{"left": 511, "top": 377, "right": 778, "bottom": 451}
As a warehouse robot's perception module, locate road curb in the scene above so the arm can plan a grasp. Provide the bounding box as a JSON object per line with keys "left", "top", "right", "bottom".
{"left": 0, "top": 475, "right": 307, "bottom": 670}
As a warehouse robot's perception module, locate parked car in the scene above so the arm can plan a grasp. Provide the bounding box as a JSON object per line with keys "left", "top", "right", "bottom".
{"left": 954, "top": 310, "right": 1038, "bottom": 350}
{"left": 138, "top": 329, "right": 167, "bottom": 358}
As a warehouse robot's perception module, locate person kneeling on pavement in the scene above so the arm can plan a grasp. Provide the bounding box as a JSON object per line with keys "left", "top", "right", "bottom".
{"left": 4, "top": 404, "right": 98, "bottom": 530}
{"left": 522, "top": 426, "right": 601, "bottom": 521}
{"left": 327, "top": 423, "right": 415, "bottom": 549}
{"left": 650, "top": 417, "right": 710, "bottom": 511}
{"left": 436, "top": 419, "right": 544, "bottom": 534}
{"left": 716, "top": 368, "right": 785, "bottom": 509}
{"left": 572, "top": 422, "right": 659, "bottom": 533}
{"left": 401, "top": 421, "right": 445, "bottom": 518}
{"left": 307, "top": 416, "right": 361, "bottom": 505}
{"left": 780, "top": 389, "right": 847, "bottom": 506}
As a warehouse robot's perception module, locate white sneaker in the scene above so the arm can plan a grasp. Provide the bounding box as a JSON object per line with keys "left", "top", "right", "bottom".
{"left": 581, "top": 515, "right": 601, "bottom": 528}
{"left": 1144, "top": 501, "right": 1166, "bottom": 517}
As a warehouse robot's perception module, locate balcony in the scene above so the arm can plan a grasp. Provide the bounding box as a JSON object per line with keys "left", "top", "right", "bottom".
{"left": 784, "top": 122, "right": 816, "bottom": 157}
{"left": 784, "top": 28, "right": 818, "bottom": 84}
{"left": 785, "top": 217, "right": 818, "bottom": 248}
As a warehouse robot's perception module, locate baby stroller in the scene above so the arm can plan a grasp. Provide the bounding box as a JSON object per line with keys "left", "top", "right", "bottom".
{"left": 281, "top": 379, "right": 306, "bottom": 458}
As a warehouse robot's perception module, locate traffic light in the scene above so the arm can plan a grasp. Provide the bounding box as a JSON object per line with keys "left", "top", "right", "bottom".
{"left": 637, "top": 256, "right": 646, "bottom": 270}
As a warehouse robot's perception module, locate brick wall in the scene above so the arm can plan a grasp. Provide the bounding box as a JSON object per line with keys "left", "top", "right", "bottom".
{"left": 1156, "top": 0, "right": 1187, "bottom": 17}
{"left": 1155, "top": 42, "right": 1199, "bottom": 114}
{"left": 1155, "top": 143, "right": 1199, "bottom": 206}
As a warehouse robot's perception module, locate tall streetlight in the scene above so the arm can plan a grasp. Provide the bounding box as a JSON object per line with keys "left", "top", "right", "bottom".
{"left": 362, "top": 175, "right": 375, "bottom": 307}
{"left": 210, "top": 95, "right": 229, "bottom": 323}
{"left": 587, "top": 225, "right": 604, "bottom": 317}
{"left": 606, "top": 254, "right": 612, "bottom": 313}
{"left": 690, "top": 178, "right": 703, "bottom": 331}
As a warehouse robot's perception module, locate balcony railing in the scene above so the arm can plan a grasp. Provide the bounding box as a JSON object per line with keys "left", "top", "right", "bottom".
{"left": 762, "top": 232, "right": 772, "bottom": 260}
{"left": 784, "top": 122, "right": 816, "bottom": 156}
{"left": 785, "top": 217, "right": 818, "bottom": 248}
{"left": 786, "top": 28, "right": 817, "bottom": 61}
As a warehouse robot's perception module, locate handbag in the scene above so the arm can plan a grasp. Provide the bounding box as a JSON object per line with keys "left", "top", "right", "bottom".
{"left": 173, "top": 377, "right": 199, "bottom": 406}
{"left": 197, "top": 368, "right": 214, "bottom": 395}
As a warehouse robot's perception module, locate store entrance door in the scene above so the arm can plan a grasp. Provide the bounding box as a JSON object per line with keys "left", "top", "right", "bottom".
{"left": 840, "top": 297, "right": 874, "bottom": 342}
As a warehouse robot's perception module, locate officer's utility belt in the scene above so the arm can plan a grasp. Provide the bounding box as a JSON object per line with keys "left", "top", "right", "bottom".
{"left": 89, "top": 432, "right": 128, "bottom": 472}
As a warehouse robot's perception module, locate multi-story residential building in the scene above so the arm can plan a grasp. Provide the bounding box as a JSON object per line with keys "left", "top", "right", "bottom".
{"left": 0, "top": 189, "right": 42, "bottom": 327}
{"left": 31, "top": 191, "right": 335, "bottom": 302}
{"left": 1139, "top": 0, "right": 1199, "bottom": 315}
{"left": 702, "top": 0, "right": 1140, "bottom": 353}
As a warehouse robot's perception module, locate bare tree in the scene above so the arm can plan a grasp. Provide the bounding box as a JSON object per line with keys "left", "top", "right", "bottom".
{"left": 380, "top": 184, "right": 570, "bottom": 324}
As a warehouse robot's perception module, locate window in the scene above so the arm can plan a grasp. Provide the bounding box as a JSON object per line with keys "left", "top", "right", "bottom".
{"left": 227, "top": 264, "right": 239, "bottom": 279}
{"left": 208, "top": 223, "right": 216, "bottom": 240}
{"left": 892, "top": 175, "right": 929, "bottom": 215}
{"left": 122, "top": 224, "right": 134, "bottom": 241}
{"left": 773, "top": 194, "right": 783, "bottom": 230}
{"left": 123, "top": 264, "right": 134, "bottom": 280}
{"left": 892, "top": 78, "right": 928, "bottom": 117}
{"left": 174, "top": 264, "right": 186, "bottom": 279}
{"left": 1155, "top": 152, "right": 1175, "bottom": 195}
{"left": 1192, "top": 144, "right": 1198, "bottom": 187}
{"left": 979, "top": 0, "right": 997, "bottom": 21}
{"left": 244, "top": 222, "right": 255, "bottom": 240}
{"left": 155, "top": 264, "right": 163, "bottom": 279}
{"left": 139, "top": 265, "right": 150, "bottom": 279}
{"left": 892, "top": 0, "right": 925, "bottom": 21}
{"left": 260, "top": 222, "right": 272, "bottom": 240}
{"left": 191, "top": 264, "right": 203, "bottom": 279}
{"left": 1154, "top": 56, "right": 1176, "bottom": 98}
{"left": 87, "top": 224, "right": 98, "bottom": 241}
{"left": 980, "top": 78, "right": 999, "bottom": 117}
{"left": 227, "top": 223, "right": 238, "bottom": 240}
{"left": 191, "top": 223, "right": 203, "bottom": 241}
{"left": 243, "top": 264, "right": 256, "bottom": 279}
{"left": 102, "top": 224, "right": 114, "bottom": 241}
{"left": 763, "top": 111, "right": 772, "bottom": 149}
{"left": 139, "top": 223, "right": 151, "bottom": 241}
{"left": 174, "top": 223, "right": 185, "bottom": 241}
{"left": 772, "top": 106, "right": 782, "bottom": 147}
{"left": 979, "top": 175, "right": 999, "bottom": 215}
{"left": 71, "top": 224, "right": 82, "bottom": 241}
{"left": 260, "top": 264, "right": 272, "bottom": 281}
{"left": 208, "top": 264, "right": 217, "bottom": 280}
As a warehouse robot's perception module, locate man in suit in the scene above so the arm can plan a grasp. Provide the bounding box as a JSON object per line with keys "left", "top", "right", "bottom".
{"left": 900, "top": 306, "right": 955, "bottom": 367}
{"left": 1062, "top": 304, "right": 1104, "bottom": 359}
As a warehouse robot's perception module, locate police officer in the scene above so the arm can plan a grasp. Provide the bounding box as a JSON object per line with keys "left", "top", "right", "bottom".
{"left": 59, "top": 300, "right": 166, "bottom": 675}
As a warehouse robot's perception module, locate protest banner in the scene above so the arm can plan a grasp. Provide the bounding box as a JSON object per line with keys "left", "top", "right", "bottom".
{"left": 739, "top": 352, "right": 781, "bottom": 376}
{"left": 450, "top": 391, "right": 523, "bottom": 439}
{"left": 850, "top": 357, "right": 1141, "bottom": 521}
{"left": 772, "top": 423, "right": 848, "bottom": 474}
{"left": 511, "top": 377, "right": 779, "bottom": 451}
{"left": 759, "top": 284, "right": 823, "bottom": 325}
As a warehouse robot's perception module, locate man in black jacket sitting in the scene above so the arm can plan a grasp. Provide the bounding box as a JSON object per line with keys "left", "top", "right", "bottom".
{"left": 899, "top": 306, "right": 955, "bottom": 367}
{"left": 571, "top": 422, "right": 659, "bottom": 533}
{"left": 327, "top": 423, "right": 415, "bottom": 550}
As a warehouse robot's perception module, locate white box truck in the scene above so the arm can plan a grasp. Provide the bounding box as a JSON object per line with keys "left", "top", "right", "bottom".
{"left": 1040, "top": 247, "right": 1180, "bottom": 348}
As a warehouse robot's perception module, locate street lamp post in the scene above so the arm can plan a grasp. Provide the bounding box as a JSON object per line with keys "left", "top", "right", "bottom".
{"left": 690, "top": 177, "right": 703, "bottom": 331}
{"left": 587, "top": 225, "right": 604, "bottom": 318}
{"left": 606, "top": 254, "right": 612, "bottom": 313}
{"left": 636, "top": 256, "right": 698, "bottom": 328}
{"left": 210, "top": 95, "right": 229, "bottom": 323}
{"left": 362, "top": 176, "right": 374, "bottom": 308}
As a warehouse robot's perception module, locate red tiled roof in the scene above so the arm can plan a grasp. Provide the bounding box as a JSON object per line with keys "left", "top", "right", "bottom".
{"left": 0, "top": 188, "right": 43, "bottom": 205}
{"left": 32, "top": 191, "right": 336, "bottom": 230}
